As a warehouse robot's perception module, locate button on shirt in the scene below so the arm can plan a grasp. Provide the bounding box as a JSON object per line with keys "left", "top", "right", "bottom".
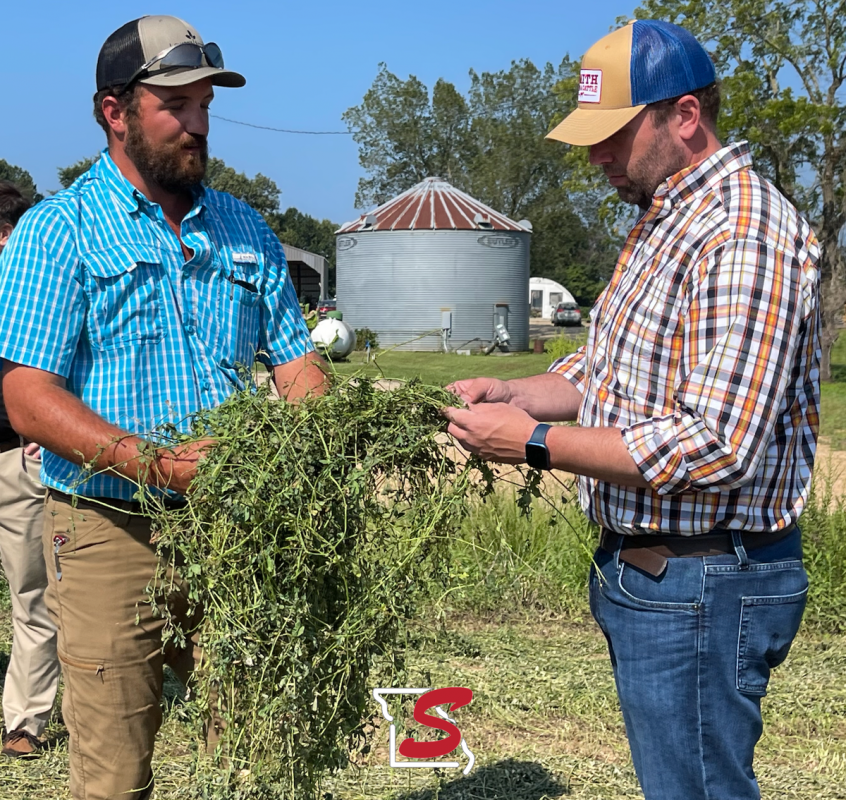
{"left": 550, "top": 142, "right": 821, "bottom": 536}
{"left": 0, "top": 151, "right": 313, "bottom": 500}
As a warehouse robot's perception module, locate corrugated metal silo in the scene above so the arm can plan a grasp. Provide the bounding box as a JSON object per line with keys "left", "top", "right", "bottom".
{"left": 336, "top": 178, "right": 531, "bottom": 351}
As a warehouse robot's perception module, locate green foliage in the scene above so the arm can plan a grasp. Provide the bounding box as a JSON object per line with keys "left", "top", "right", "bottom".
{"left": 797, "top": 465, "right": 846, "bottom": 632}
{"left": 544, "top": 332, "right": 588, "bottom": 364}
{"left": 344, "top": 61, "right": 619, "bottom": 306}
{"left": 58, "top": 156, "right": 99, "bottom": 189}
{"left": 142, "top": 377, "right": 490, "bottom": 798}
{"left": 443, "top": 489, "right": 597, "bottom": 616}
{"left": 0, "top": 159, "right": 42, "bottom": 202}
{"left": 628, "top": 0, "right": 846, "bottom": 379}
{"left": 353, "top": 328, "right": 379, "bottom": 351}
{"left": 204, "top": 158, "right": 281, "bottom": 218}
{"left": 342, "top": 64, "right": 475, "bottom": 206}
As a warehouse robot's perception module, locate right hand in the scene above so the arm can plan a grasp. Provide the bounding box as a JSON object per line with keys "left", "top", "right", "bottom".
{"left": 447, "top": 377, "right": 513, "bottom": 405}
{"left": 151, "top": 439, "right": 216, "bottom": 496}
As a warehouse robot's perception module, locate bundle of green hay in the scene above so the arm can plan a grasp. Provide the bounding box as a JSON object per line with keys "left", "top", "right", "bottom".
{"left": 142, "top": 376, "right": 486, "bottom": 799}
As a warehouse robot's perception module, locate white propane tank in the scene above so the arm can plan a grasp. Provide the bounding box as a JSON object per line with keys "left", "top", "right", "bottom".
{"left": 311, "top": 317, "right": 356, "bottom": 358}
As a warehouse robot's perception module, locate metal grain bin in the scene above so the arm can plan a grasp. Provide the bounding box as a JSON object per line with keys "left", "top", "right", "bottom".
{"left": 336, "top": 178, "right": 531, "bottom": 352}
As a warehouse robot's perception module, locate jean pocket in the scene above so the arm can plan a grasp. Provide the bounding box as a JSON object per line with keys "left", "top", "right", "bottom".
{"left": 615, "top": 557, "right": 704, "bottom": 610}
{"left": 736, "top": 578, "right": 808, "bottom": 696}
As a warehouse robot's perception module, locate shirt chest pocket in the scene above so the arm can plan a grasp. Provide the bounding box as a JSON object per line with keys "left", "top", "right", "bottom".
{"left": 215, "top": 253, "right": 263, "bottom": 369}
{"left": 81, "top": 245, "right": 165, "bottom": 351}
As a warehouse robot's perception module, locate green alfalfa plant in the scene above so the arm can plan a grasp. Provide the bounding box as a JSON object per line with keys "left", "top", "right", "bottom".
{"left": 137, "top": 374, "right": 542, "bottom": 799}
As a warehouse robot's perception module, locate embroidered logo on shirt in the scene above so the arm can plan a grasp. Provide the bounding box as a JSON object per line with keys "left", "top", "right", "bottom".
{"left": 578, "top": 70, "right": 603, "bottom": 104}
{"left": 232, "top": 252, "right": 258, "bottom": 265}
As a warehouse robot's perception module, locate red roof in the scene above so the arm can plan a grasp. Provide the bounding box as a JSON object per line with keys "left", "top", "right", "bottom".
{"left": 337, "top": 177, "right": 529, "bottom": 233}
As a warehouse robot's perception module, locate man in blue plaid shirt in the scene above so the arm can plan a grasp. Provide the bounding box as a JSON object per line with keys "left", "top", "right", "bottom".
{"left": 0, "top": 15, "right": 327, "bottom": 800}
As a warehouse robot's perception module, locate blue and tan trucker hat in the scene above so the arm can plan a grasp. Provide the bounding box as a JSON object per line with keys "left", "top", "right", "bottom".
{"left": 547, "top": 19, "right": 715, "bottom": 147}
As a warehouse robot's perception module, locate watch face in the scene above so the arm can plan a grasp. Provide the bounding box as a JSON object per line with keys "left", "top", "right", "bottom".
{"left": 525, "top": 442, "right": 550, "bottom": 470}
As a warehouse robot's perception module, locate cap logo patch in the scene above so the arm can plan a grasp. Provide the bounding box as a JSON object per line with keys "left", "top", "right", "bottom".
{"left": 578, "top": 69, "right": 603, "bottom": 103}
{"left": 186, "top": 30, "right": 197, "bottom": 41}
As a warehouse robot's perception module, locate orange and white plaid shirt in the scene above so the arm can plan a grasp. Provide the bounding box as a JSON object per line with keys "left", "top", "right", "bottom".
{"left": 550, "top": 142, "right": 821, "bottom": 536}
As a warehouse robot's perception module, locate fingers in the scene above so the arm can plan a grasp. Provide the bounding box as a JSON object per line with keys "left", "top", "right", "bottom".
{"left": 441, "top": 406, "right": 472, "bottom": 427}
{"left": 448, "top": 379, "right": 488, "bottom": 404}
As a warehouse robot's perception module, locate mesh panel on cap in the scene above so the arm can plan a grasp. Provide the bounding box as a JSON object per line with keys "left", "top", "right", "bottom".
{"left": 630, "top": 20, "right": 716, "bottom": 106}
{"left": 96, "top": 19, "right": 146, "bottom": 91}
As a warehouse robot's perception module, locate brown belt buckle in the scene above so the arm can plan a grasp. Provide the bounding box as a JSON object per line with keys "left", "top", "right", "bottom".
{"left": 619, "top": 547, "right": 668, "bottom": 577}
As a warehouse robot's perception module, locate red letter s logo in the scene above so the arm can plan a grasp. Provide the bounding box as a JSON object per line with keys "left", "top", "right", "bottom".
{"left": 398, "top": 687, "right": 473, "bottom": 759}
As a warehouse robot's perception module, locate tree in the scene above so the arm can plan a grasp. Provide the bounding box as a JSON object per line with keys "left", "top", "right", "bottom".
{"left": 58, "top": 156, "right": 100, "bottom": 189}
{"left": 0, "top": 160, "right": 42, "bottom": 202}
{"left": 629, "top": 0, "right": 846, "bottom": 380}
{"left": 343, "top": 64, "right": 475, "bottom": 208}
{"left": 204, "top": 158, "right": 281, "bottom": 218}
{"left": 345, "top": 61, "right": 619, "bottom": 305}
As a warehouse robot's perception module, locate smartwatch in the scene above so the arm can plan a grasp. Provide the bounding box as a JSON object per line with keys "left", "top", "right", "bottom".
{"left": 525, "top": 423, "right": 552, "bottom": 470}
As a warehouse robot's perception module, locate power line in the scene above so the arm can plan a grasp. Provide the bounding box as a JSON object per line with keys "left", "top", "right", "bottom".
{"left": 211, "top": 114, "right": 351, "bottom": 135}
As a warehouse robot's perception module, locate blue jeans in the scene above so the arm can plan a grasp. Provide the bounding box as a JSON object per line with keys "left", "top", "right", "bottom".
{"left": 590, "top": 529, "right": 808, "bottom": 800}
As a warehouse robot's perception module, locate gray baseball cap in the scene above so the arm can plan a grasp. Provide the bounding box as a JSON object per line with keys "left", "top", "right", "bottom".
{"left": 96, "top": 15, "right": 246, "bottom": 92}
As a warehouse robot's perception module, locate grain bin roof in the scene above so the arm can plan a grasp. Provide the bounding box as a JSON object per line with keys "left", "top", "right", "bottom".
{"left": 337, "top": 177, "right": 530, "bottom": 233}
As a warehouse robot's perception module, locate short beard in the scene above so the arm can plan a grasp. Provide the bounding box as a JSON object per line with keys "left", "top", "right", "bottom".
{"left": 615, "top": 130, "right": 689, "bottom": 210}
{"left": 124, "top": 117, "right": 208, "bottom": 195}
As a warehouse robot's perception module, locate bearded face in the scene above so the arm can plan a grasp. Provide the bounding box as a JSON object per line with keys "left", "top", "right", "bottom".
{"left": 124, "top": 113, "right": 208, "bottom": 195}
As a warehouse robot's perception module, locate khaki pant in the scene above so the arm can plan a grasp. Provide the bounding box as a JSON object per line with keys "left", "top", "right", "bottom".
{"left": 43, "top": 491, "right": 206, "bottom": 800}
{"left": 0, "top": 448, "right": 58, "bottom": 737}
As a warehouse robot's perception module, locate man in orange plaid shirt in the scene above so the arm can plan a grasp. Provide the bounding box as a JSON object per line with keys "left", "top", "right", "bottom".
{"left": 445, "top": 20, "right": 820, "bottom": 800}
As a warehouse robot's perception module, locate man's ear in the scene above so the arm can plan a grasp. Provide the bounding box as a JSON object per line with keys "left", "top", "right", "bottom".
{"left": 101, "top": 94, "right": 130, "bottom": 139}
{"left": 0, "top": 223, "right": 13, "bottom": 250}
{"left": 675, "top": 95, "right": 703, "bottom": 142}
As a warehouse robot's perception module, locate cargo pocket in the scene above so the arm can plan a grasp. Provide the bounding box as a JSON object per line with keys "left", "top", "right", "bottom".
{"left": 736, "top": 581, "right": 808, "bottom": 696}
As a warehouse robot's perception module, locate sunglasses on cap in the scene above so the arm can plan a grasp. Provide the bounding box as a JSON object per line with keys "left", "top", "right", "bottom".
{"left": 119, "top": 41, "right": 224, "bottom": 94}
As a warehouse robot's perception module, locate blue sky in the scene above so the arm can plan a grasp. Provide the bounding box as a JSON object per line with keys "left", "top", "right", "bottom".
{"left": 1, "top": 0, "right": 637, "bottom": 224}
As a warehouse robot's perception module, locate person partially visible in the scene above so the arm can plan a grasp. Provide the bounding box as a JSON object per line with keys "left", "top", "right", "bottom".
{"left": 0, "top": 181, "right": 60, "bottom": 758}
{"left": 445, "top": 19, "right": 819, "bottom": 800}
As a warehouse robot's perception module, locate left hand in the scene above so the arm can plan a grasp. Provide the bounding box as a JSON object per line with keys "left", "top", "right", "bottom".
{"left": 442, "top": 402, "right": 537, "bottom": 464}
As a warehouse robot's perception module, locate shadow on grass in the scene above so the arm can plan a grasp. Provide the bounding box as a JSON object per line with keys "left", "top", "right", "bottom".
{"left": 392, "top": 758, "right": 569, "bottom": 799}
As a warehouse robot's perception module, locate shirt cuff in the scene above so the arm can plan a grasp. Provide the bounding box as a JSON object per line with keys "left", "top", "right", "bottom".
{"left": 264, "top": 338, "right": 315, "bottom": 367}
{"left": 547, "top": 350, "right": 585, "bottom": 390}
{"left": 623, "top": 415, "right": 692, "bottom": 495}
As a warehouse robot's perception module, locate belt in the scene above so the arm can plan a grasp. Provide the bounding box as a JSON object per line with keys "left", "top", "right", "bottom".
{"left": 47, "top": 488, "right": 188, "bottom": 516}
{"left": 599, "top": 524, "right": 797, "bottom": 577}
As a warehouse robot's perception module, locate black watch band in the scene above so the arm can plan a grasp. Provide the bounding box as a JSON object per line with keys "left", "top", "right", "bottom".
{"left": 525, "top": 423, "right": 552, "bottom": 470}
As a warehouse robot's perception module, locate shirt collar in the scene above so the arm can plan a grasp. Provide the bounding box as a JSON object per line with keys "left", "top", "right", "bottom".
{"left": 93, "top": 149, "right": 208, "bottom": 220}
{"left": 651, "top": 141, "right": 753, "bottom": 212}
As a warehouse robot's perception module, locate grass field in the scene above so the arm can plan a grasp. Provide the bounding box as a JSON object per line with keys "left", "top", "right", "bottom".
{"left": 2, "top": 334, "right": 846, "bottom": 798}
{"left": 330, "top": 350, "right": 552, "bottom": 385}
{"left": 2, "top": 613, "right": 844, "bottom": 799}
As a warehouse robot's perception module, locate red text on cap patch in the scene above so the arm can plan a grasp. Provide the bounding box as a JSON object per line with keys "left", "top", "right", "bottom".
{"left": 578, "top": 70, "right": 603, "bottom": 103}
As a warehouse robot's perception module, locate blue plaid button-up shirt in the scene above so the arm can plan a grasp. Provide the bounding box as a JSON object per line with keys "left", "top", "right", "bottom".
{"left": 0, "top": 151, "right": 313, "bottom": 500}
